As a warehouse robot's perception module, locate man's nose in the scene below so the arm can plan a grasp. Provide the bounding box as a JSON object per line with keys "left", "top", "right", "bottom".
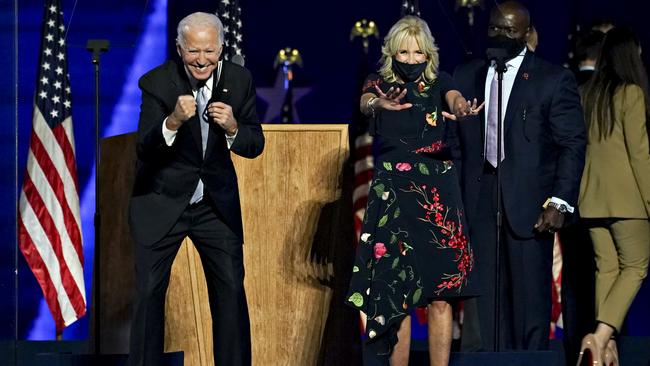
{"left": 197, "top": 51, "right": 207, "bottom": 64}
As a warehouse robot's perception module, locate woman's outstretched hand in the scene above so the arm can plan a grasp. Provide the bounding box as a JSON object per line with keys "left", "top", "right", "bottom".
{"left": 373, "top": 85, "right": 413, "bottom": 111}
{"left": 442, "top": 98, "right": 485, "bottom": 121}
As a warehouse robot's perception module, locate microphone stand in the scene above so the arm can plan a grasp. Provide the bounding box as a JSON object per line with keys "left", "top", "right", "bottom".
{"left": 493, "top": 57, "right": 506, "bottom": 353}
{"left": 86, "top": 39, "right": 109, "bottom": 355}
{"left": 486, "top": 47, "right": 508, "bottom": 352}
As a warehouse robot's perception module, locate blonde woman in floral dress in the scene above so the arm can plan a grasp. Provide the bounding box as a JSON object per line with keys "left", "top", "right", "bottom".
{"left": 346, "top": 16, "right": 483, "bottom": 366}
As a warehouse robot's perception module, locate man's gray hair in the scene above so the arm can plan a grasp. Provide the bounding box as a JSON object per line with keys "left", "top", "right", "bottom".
{"left": 176, "top": 12, "right": 224, "bottom": 48}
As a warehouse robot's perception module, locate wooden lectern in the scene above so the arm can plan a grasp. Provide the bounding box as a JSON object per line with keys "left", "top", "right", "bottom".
{"left": 97, "top": 124, "right": 349, "bottom": 366}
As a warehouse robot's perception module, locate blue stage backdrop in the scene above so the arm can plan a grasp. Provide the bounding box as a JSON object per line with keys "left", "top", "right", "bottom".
{"left": 2, "top": 0, "right": 649, "bottom": 341}
{"left": 0, "top": 0, "right": 18, "bottom": 344}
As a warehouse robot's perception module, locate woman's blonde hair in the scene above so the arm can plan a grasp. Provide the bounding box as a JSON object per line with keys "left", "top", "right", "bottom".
{"left": 379, "top": 16, "right": 439, "bottom": 83}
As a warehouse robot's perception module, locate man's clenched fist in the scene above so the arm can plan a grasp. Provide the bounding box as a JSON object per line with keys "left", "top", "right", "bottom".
{"left": 166, "top": 95, "right": 196, "bottom": 131}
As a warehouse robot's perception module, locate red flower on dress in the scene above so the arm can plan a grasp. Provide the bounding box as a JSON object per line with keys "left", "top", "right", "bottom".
{"left": 414, "top": 141, "right": 444, "bottom": 154}
{"left": 374, "top": 242, "right": 387, "bottom": 259}
{"left": 395, "top": 162, "right": 412, "bottom": 171}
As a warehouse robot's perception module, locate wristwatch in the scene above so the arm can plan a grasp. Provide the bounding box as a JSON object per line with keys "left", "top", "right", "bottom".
{"left": 547, "top": 201, "right": 568, "bottom": 214}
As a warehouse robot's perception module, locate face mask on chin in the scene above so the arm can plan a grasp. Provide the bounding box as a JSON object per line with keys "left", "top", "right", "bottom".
{"left": 486, "top": 35, "right": 526, "bottom": 61}
{"left": 392, "top": 57, "right": 427, "bottom": 83}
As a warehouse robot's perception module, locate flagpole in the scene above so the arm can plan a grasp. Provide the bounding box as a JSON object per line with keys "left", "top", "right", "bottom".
{"left": 86, "top": 39, "right": 109, "bottom": 354}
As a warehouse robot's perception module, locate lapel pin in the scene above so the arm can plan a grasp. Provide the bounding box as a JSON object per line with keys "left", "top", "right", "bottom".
{"left": 222, "top": 88, "right": 229, "bottom": 93}
{"left": 522, "top": 72, "right": 529, "bottom": 80}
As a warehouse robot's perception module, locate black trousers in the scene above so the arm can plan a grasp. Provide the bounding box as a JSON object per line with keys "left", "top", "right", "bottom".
{"left": 128, "top": 199, "right": 251, "bottom": 366}
{"left": 461, "top": 168, "right": 554, "bottom": 351}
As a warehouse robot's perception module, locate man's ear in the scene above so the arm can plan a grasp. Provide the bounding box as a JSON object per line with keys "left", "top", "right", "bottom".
{"left": 176, "top": 42, "right": 182, "bottom": 57}
{"left": 525, "top": 26, "right": 538, "bottom": 51}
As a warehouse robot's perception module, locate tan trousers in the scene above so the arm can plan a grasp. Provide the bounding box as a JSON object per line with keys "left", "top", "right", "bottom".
{"left": 590, "top": 219, "right": 650, "bottom": 332}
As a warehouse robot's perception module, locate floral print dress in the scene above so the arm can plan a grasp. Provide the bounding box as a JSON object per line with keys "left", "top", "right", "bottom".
{"left": 346, "top": 72, "right": 478, "bottom": 356}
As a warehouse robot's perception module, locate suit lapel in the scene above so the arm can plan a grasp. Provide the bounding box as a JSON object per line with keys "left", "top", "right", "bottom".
{"left": 474, "top": 62, "right": 489, "bottom": 146}
{"left": 504, "top": 53, "right": 533, "bottom": 135}
{"left": 205, "top": 61, "right": 227, "bottom": 158}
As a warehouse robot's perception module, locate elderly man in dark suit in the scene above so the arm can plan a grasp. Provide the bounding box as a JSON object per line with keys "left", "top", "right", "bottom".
{"left": 127, "top": 12, "right": 264, "bottom": 366}
{"left": 452, "top": 1, "right": 586, "bottom": 351}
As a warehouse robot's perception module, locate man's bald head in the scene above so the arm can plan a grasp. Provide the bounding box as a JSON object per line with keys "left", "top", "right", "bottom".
{"left": 489, "top": 1, "right": 531, "bottom": 42}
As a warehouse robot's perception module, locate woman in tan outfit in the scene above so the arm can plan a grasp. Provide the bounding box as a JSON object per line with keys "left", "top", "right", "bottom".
{"left": 577, "top": 27, "right": 650, "bottom": 366}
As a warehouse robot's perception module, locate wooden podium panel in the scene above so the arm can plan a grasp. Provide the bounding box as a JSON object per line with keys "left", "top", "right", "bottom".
{"left": 163, "top": 124, "right": 349, "bottom": 365}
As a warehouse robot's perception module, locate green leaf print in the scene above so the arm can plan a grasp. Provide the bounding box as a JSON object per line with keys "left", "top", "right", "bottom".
{"left": 418, "top": 163, "right": 430, "bottom": 175}
{"left": 383, "top": 162, "right": 393, "bottom": 171}
{"left": 353, "top": 266, "right": 359, "bottom": 273}
{"left": 398, "top": 270, "right": 406, "bottom": 281}
{"left": 412, "top": 288, "right": 422, "bottom": 303}
{"left": 378, "top": 215, "right": 388, "bottom": 227}
{"left": 394, "top": 207, "right": 401, "bottom": 219}
{"left": 391, "top": 258, "right": 399, "bottom": 269}
{"left": 348, "top": 292, "right": 364, "bottom": 307}
{"left": 390, "top": 234, "right": 397, "bottom": 244}
{"left": 373, "top": 183, "right": 385, "bottom": 198}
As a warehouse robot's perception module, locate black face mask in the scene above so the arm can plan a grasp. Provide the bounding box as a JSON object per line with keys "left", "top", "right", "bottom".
{"left": 392, "top": 57, "right": 427, "bottom": 83}
{"left": 486, "top": 35, "right": 526, "bottom": 61}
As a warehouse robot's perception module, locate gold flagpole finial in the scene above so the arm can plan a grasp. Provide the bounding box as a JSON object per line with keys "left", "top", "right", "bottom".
{"left": 274, "top": 47, "right": 303, "bottom": 69}
{"left": 350, "top": 19, "right": 379, "bottom": 54}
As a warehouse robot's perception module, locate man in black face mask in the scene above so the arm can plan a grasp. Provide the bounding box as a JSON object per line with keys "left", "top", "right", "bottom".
{"left": 451, "top": 1, "right": 586, "bottom": 352}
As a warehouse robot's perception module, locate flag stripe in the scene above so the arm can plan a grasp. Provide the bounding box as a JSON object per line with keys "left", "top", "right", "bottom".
{"left": 352, "top": 131, "right": 374, "bottom": 246}
{"left": 353, "top": 168, "right": 374, "bottom": 192}
{"left": 21, "top": 173, "right": 86, "bottom": 318}
{"left": 26, "top": 140, "right": 85, "bottom": 304}
{"left": 19, "top": 197, "right": 82, "bottom": 328}
{"left": 18, "top": 217, "right": 66, "bottom": 330}
{"left": 31, "top": 115, "right": 83, "bottom": 260}
{"left": 53, "top": 119, "right": 80, "bottom": 194}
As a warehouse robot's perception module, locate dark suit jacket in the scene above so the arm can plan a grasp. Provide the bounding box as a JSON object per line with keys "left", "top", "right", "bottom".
{"left": 129, "top": 60, "right": 265, "bottom": 246}
{"left": 453, "top": 52, "right": 586, "bottom": 238}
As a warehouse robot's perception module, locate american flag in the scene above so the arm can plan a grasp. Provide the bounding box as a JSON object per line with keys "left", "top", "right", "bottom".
{"left": 351, "top": 49, "right": 374, "bottom": 246}
{"left": 352, "top": 132, "right": 374, "bottom": 246}
{"left": 18, "top": 0, "right": 86, "bottom": 335}
{"left": 217, "top": 0, "right": 244, "bottom": 62}
{"left": 550, "top": 233, "right": 564, "bottom": 338}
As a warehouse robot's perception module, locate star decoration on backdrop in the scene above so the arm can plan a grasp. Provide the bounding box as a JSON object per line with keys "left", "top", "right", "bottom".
{"left": 257, "top": 70, "right": 311, "bottom": 123}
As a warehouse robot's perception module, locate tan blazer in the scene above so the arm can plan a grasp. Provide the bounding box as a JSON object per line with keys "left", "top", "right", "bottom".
{"left": 579, "top": 84, "right": 650, "bottom": 218}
